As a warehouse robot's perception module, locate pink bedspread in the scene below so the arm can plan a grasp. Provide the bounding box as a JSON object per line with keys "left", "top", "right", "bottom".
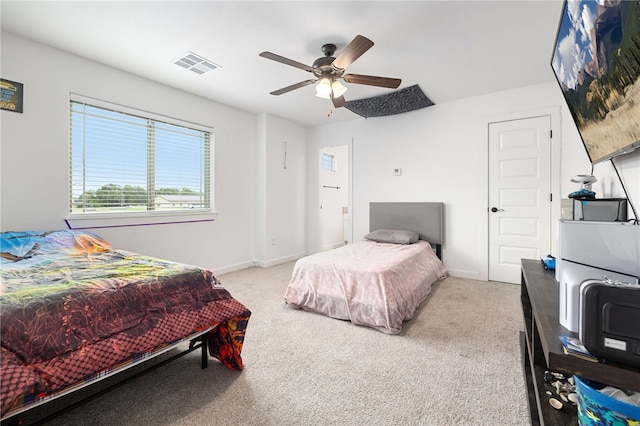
{"left": 284, "top": 240, "right": 447, "bottom": 334}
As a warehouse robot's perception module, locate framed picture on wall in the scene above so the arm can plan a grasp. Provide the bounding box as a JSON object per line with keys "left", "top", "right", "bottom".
{"left": 1, "top": 78, "right": 24, "bottom": 113}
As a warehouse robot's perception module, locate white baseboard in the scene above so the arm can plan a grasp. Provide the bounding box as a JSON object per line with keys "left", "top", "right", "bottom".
{"left": 212, "top": 261, "right": 256, "bottom": 275}
{"left": 217, "top": 257, "right": 484, "bottom": 281}
{"left": 322, "top": 241, "right": 345, "bottom": 251}
{"left": 446, "top": 269, "right": 483, "bottom": 281}
{"left": 253, "top": 252, "right": 307, "bottom": 269}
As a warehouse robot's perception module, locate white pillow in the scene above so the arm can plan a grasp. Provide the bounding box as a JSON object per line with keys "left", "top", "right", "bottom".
{"left": 364, "top": 229, "right": 420, "bottom": 245}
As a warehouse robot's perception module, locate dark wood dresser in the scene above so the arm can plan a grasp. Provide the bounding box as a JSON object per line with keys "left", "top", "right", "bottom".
{"left": 520, "top": 258, "right": 640, "bottom": 425}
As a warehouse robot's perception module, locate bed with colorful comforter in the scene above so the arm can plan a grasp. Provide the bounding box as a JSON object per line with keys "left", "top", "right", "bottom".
{"left": 0, "top": 230, "right": 251, "bottom": 421}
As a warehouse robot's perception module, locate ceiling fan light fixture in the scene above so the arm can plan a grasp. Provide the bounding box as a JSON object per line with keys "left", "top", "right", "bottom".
{"left": 331, "top": 80, "right": 348, "bottom": 98}
{"left": 315, "top": 78, "right": 332, "bottom": 99}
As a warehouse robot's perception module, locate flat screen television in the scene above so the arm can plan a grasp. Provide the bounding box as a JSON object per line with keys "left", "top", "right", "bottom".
{"left": 551, "top": 0, "right": 640, "bottom": 164}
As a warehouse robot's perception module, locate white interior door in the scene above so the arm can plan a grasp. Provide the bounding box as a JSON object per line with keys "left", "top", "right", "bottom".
{"left": 489, "top": 116, "right": 552, "bottom": 283}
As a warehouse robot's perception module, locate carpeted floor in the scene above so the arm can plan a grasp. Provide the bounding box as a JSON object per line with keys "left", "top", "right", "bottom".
{"left": 42, "top": 261, "right": 530, "bottom": 425}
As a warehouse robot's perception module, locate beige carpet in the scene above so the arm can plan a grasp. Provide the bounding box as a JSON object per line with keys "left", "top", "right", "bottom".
{"left": 43, "top": 261, "right": 530, "bottom": 425}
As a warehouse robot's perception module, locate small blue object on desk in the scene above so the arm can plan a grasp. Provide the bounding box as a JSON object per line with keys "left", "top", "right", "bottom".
{"left": 559, "top": 335, "right": 598, "bottom": 362}
{"left": 541, "top": 255, "right": 555, "bottom": 270}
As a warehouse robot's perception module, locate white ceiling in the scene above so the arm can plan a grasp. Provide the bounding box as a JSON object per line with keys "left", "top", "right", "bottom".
{"left": 1, "top": 0, "right": 564, "bottom": 127}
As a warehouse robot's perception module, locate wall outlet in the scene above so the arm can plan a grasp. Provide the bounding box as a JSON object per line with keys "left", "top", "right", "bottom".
{"left": 393, "top": 168, "right": 402, "bottom": 176}
{"left": 271, "top": 237, "right": 276, "bottom": 246}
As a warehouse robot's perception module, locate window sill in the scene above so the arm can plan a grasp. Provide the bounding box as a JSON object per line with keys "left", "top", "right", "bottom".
{"left": 66, "top": 210, "right": 217, "bottom": 229}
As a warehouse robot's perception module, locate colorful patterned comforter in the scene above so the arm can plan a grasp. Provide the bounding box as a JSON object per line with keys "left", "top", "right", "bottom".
{"left": 0, "top": 230, "right": 251, "bottom": 418}
{"left": 284, "top": 240, "right": 447, "bottom": 334}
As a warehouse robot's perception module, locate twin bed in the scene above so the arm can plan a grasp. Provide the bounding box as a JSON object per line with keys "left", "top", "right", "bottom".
{"left": 0, "top": 202, "right": 446, "bottom": 422}
{"left": 285, "top": 202, "right": 447, "bottom": 334}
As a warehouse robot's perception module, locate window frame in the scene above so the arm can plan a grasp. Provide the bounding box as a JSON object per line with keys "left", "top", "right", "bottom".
{"left": 66, "top": 94, "right": 216, "bottom": 229}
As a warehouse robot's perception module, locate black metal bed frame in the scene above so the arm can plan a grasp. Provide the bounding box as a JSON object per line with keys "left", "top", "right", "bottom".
{"left": 1, "top": 332, "right": 210, "bottom": 426}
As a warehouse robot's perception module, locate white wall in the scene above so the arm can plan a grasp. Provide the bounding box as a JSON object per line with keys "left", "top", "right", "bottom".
{"left": 3, "top": 32, "right": 638, "bottom": 280}
{"left": 307, "top": 82, "right": 640, "bottom": 281}
{"left": 0, "top": 33, "right": 305, "bottom": 274}
{"left": 255, "top": 113, "right": 307, "bottom": 267}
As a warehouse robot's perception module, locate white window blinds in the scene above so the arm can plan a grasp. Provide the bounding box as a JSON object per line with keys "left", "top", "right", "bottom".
{"left": 69, "top": 97, "right": 212, "bottom": 216}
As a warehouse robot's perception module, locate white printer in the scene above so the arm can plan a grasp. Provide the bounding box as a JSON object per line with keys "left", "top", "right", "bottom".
{"left": 556, "top": 220, "right": 640, "bottom": 332}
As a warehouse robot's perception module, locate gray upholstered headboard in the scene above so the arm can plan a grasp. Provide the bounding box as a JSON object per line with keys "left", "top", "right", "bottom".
{"left": 369, "top": 202, "right": 445, "bottom": 247}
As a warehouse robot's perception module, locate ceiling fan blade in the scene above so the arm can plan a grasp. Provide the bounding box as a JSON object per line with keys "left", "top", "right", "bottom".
{"left": 259, "top": 51, "right": 314, "bottom": 73}
{"left": 331, "top": 93, "right": 346, "bottom": 108}
{"left": 343, "top": 74, "right": 401, "bottom": 89}
{"left": 270, "top": 79, "right": 316, "bottom": 96}
{"left": 332, "top": 35, "right": 374, "bottom": 70}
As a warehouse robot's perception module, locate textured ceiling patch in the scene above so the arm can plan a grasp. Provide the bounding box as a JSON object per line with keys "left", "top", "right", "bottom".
{"left": 345, "top": 84, "right": 434, "bottom": 118}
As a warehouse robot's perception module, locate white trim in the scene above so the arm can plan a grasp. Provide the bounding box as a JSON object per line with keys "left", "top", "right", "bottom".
{"left": 66, "top": 210, "right": 217, "bottom": 229}
{"left": 211, "top": 261, "right": 257, "bottom": 276}
{"left": 445, "top": 268, "right": 483, "bottom": 280}
{"left": 322, "top": 241, "right": 345, "bottom": 251}
{"left": 318, "top": 138, "right": 353, "bottom": 248}
{"left": 253, "top": 252, "right": 307, "bottom": 269}
{"left": 68, "top": 95, "right": 216, "bottom": 226}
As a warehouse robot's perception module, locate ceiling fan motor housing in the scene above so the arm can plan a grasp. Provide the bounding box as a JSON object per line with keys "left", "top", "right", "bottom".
{"left": 321, "top": 43, "right": 337, "bottom": 57}
{"left": 313, "top": 44, "right": 343, "bottom": 78}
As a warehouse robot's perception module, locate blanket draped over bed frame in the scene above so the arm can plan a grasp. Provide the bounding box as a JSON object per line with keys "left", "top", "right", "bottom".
{"left": 0, "top": 230, "right": 251, "bottom": 418}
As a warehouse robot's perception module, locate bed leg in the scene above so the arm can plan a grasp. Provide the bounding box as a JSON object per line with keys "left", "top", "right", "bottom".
{"left": 200, "top": 333, "right": 208, "bottom": 369}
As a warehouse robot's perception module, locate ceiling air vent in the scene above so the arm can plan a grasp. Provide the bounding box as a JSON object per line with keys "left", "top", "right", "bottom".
{"left": 174, "top": 52, "right": 220, "bottom": 74}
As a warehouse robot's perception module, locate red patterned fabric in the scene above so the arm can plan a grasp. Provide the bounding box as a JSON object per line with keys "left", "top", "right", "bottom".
{"left": 0, "top": 230, "right": 251, "bottom": 418}
{"left": 208, "top": 315, "right": 251, "bottom": 371}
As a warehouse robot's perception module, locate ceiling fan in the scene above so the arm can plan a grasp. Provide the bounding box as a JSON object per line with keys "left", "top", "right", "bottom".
{"left": 259, "top": 35, "right": 401, "bottom": 110}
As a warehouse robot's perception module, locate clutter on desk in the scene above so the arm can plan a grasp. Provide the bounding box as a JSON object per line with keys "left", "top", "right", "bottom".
{"left": 569, "top": 174, "right": 597, "bottom": 200}
{"left": 540, "top": 254, "right": 555, "bottom": 270}
{"left": 559, "top": 335, "right": 598, "bottom": 362}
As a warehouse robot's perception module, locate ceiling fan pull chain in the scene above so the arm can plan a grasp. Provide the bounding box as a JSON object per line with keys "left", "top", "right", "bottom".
{"left": 327, "top": 99, "right": 334, "bottom": 117}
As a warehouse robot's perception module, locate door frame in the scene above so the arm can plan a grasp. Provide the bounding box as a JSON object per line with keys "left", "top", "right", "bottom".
{"left": 483, "top": 106, "right": 562, "bottom": 281}
{"left": 316, "top": 138, "right": 353, "bottom": 253}
{"left": 319, "top": 144, "right": 350, "bottom": 250}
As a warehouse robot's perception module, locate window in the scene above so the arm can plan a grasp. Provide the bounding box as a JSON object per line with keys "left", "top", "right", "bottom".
{"left": 322, "top": 153, "right": 336, "bottom": 172}
{"left": 68, "top": 95, "right": 214, "bottom": 227}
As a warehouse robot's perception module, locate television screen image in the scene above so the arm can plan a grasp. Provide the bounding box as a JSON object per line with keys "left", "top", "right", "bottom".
{"left": 551, "top": 0, "right": 640, "bottom": 164}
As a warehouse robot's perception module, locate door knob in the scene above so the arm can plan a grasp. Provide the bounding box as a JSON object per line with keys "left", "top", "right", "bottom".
{"left": 490, "top": 207, "right": 504, "bottom": 213}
